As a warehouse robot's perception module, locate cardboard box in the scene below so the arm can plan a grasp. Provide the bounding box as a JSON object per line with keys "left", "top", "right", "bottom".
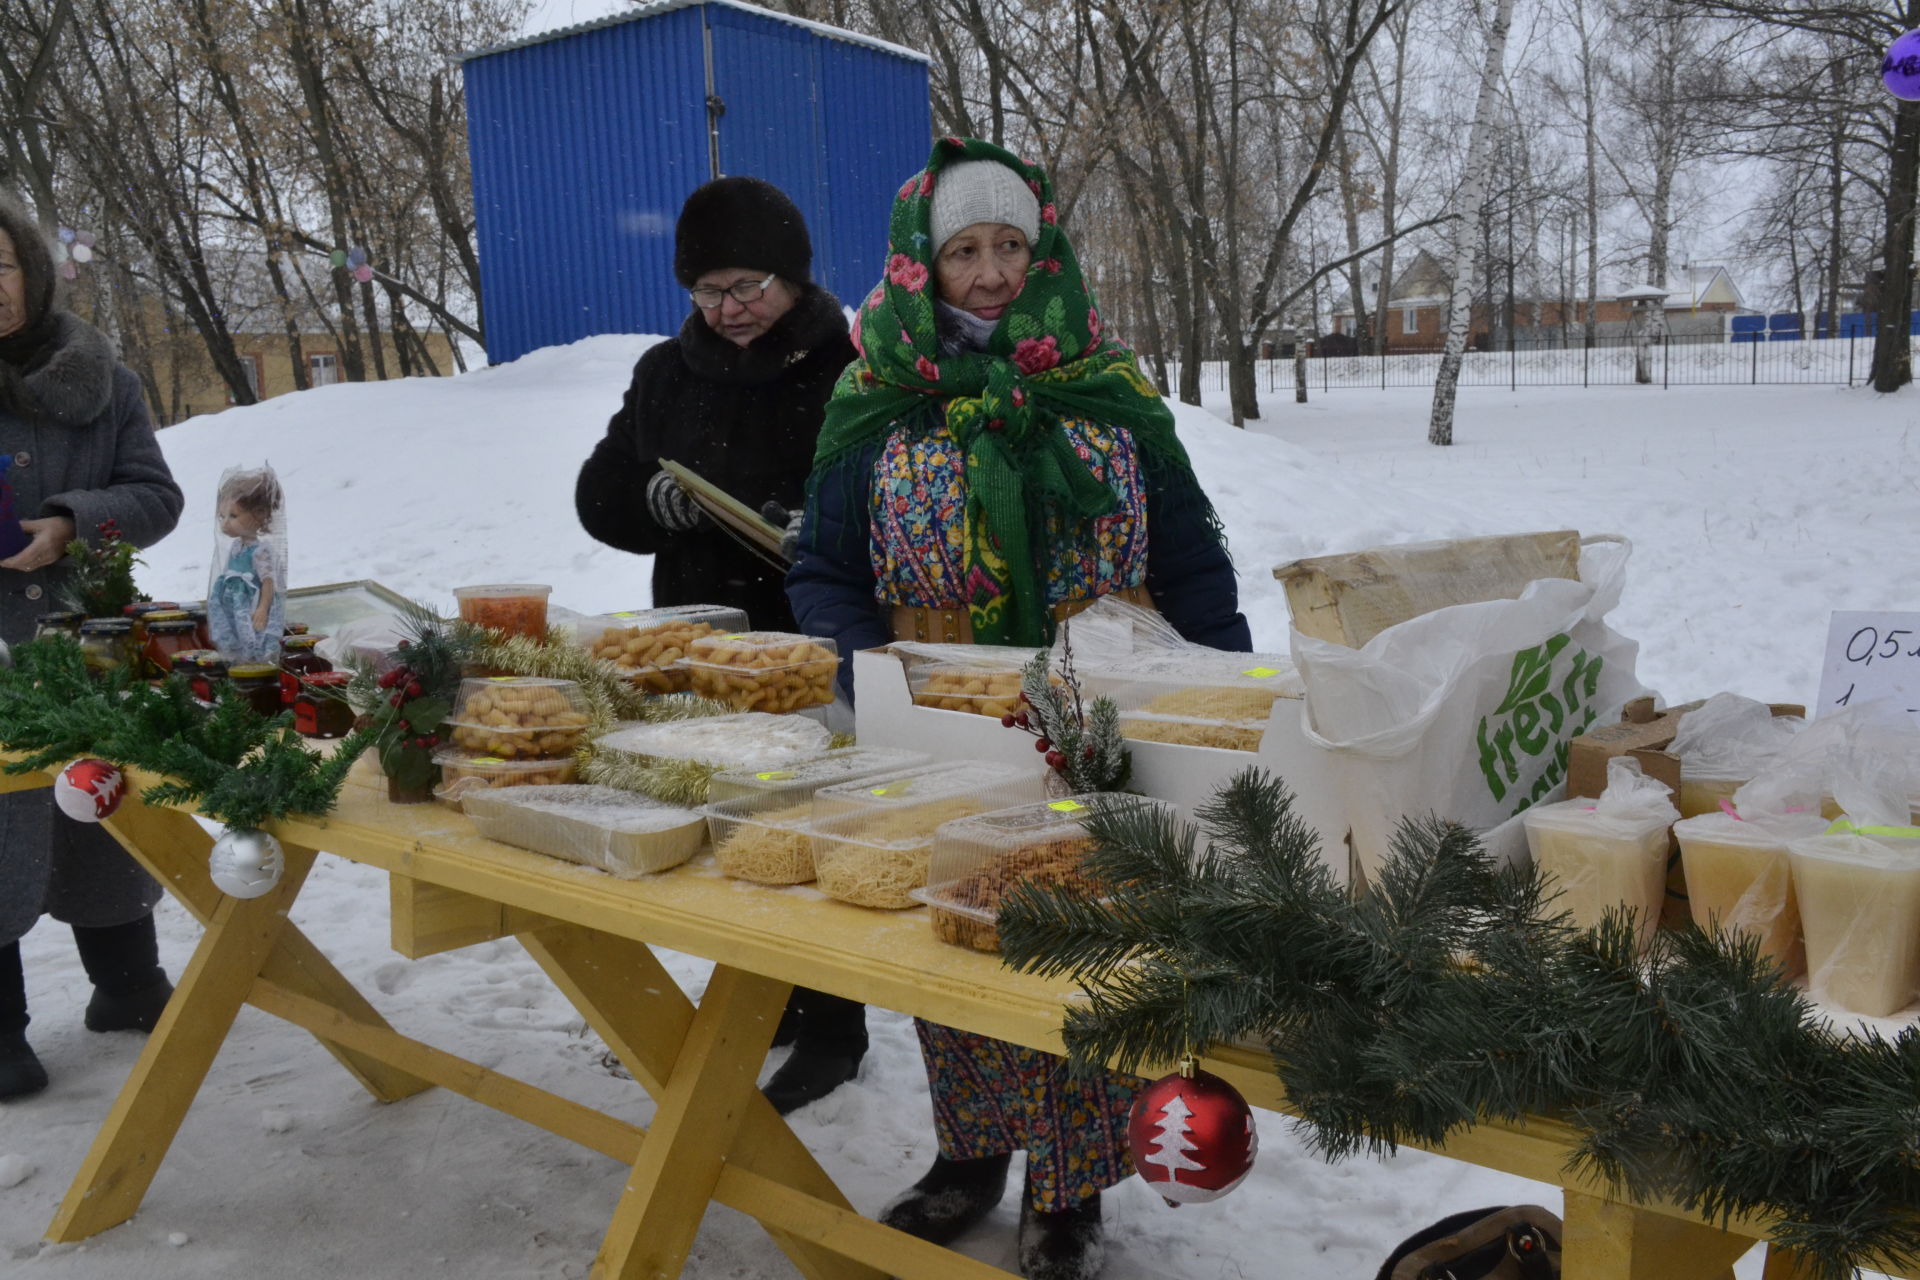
{"left": 852, "top": 647, "right": 1349, "bottom": 879}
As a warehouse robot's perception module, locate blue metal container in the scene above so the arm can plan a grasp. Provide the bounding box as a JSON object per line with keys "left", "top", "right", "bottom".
{"left": 460, "top": 0, "right": 931, "bottom": 364}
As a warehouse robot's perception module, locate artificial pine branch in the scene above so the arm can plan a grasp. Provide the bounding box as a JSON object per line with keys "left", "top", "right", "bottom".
{"left": 1002, "top": 633, "right": 1132, "bottom": 793}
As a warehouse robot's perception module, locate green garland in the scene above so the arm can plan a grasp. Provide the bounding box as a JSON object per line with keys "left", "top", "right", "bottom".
{"left": 0, "top": 638, "right": 368, "bottom": 830}
{"left": 997, "top": 768, "right": 1920, "bottom": 1280}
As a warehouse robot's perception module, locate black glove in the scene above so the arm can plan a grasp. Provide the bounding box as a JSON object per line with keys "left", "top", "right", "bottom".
{"left": 760, "top": 500, "right": 806, "bottom": 561}
{"left": 646, "top": 469, "right": 704, "bottom": 533}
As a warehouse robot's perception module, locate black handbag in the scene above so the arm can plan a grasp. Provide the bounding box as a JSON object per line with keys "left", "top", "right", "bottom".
{"left": 1374, "top": 1204, "right": 1562, "bottom": 1280}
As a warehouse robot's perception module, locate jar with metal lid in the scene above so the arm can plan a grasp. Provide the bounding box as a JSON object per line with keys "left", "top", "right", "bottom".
{"left": 143, "top": 618, "right": 200, "bottom": 679}
{"left": 33, "top": 611, "right": 85, "bottom": 644}
{"left": 293, "top": 672, "right": 357, "bottom": 738}
{"left": 279, "top": 635, "right": 332, "bottom": 704}
{"left": 182, "top": 603, "right": 212, "bottom": 650}
{"left": 190, "top": 652, "right": 230, "bottom": 704}
{"left": 121, "top": 601, "right": 180, "bottom": 646}
{"left": 228, "top": 664, "right": 285, "bottom": 718}
{"left": 284, "top": 621, "right": 310, "bottom": 637}
{"left": 78, "top": 618, "right": 137, "bottom": 676}
{"left": 170, "top": 650, "right": 205, "bottom": 678}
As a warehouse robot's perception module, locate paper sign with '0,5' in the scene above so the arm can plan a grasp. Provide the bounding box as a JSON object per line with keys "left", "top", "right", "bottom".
{"left": 1814, "top": 611, "right": 1920, "bottom": 721}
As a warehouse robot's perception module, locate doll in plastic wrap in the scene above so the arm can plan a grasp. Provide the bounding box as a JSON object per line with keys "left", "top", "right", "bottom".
{"left": 207, "top": 467, "right": 286, "bottom": 661}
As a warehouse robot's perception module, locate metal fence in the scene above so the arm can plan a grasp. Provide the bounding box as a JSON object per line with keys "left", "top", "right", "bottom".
{"left": 1163, "top": 334, "right": 1890, "bottom": 394}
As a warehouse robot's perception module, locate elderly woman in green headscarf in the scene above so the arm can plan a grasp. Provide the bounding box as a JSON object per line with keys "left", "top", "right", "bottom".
{"left": 786, "top": 138, "right": 1249, "bottom": 1280}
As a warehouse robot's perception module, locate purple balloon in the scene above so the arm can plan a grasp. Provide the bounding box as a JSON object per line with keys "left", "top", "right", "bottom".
{"left": 1885, "top": 30, "right": 1920, "bottom": 100}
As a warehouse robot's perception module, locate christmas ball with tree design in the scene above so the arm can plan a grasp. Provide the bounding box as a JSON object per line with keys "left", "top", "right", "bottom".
{"left": 55, "top": 758, "right": 126, "bottom": 823}
{"left": 1127, "top": 1067, "right": 1257, "bottom": 1203}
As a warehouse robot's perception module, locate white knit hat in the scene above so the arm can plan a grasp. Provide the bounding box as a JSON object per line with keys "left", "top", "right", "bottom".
{"left": 929, "top": 160, "right": 1041, "bottom": 254}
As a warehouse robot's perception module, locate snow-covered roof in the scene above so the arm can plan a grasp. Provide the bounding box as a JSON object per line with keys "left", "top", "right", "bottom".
{"left": 457, "top": 0, "right": 930, "bottom": 64}
{"left": 1616, "top": 284, "right": 1670, "bottom": 301}
{"left": 1662, "top": 264, "right": 1744, "bottom": 310}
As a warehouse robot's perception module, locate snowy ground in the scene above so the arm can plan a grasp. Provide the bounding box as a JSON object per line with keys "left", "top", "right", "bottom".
{"left": 7, "top": 338, "right": 1914, "bottom": 1277}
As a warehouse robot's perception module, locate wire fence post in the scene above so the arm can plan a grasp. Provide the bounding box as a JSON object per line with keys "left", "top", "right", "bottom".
{"left": 1848, "top": 335, "right": 1855, "bottom": 387}
{"left": 1381, "top": 345, "right": 1387, "bottom": 390}
{"left": 1751, "top": 337, "right": 1758, "bottom": 385}
{"left": 1583, "top": 342, "right": 1589, "bottom": 388}
{"left": 1510, "top": 342, "right": 1517, "bottom": 391}
{"left": 1663, "top": 338, "right": 1670, "bottom": 389}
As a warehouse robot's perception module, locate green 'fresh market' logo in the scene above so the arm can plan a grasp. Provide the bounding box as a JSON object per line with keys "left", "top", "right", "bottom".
{"left": 1476, "top": 633, "right": 1604, "bottom": 815}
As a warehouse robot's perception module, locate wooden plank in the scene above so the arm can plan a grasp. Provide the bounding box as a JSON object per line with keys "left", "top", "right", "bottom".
{"left": 1560, "top": 1191, "right": 1755, "bottom": 1280}
{"left": 718, "top": 1166, "right": 1014, "bottom": 1280}
{"left": 1273, "top": 530, "right": 1583, "bottom": 647}
{"left": 47, "top": 841, "right": 321, "bottom": 1242}
{"left": 256, "top": 929, "right": 433, "bottom": 1103}
{"left": 1761, "top": 1246, "right": 1823, "bottom": 1280}
{"left": 389, "top": 873, "right": 508, "bottom": 958}
{"left": 0, "top": 767, "right": 50, "bottom": 794}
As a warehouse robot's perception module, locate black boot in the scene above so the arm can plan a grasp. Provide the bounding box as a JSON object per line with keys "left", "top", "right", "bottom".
{"left": 1017, "top": 1192, "right": 1105, "bottom": 1280}
{"left": 770, "top": 989, "right": 802, "bottom": 1050}
{"left": 878, "top": 1153, "right": 1012, "bottom": 1245}
{"left": 73, "top": 916, "right": 173, "bottom": 1034}
{"left": 762, "top": 989, "right": 866, "bottom": 1115}
{"left": 0, "top": 941, "right": 48, "bottom": 1101}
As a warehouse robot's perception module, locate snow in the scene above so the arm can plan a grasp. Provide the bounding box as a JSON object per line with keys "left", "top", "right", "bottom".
{"left": 9, "top": 334, "right": 1909, "bottom": 1277}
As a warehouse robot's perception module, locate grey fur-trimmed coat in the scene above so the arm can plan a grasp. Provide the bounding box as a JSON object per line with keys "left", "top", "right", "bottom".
{"left": 0, "top": 312, "right": 184, "bottom": 946}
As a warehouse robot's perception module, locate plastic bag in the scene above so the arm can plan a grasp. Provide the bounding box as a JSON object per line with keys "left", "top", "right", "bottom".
{"left": 1668, "top": 693, "right": 1804, "bottom": 780}
{"left": 1523, "top": 759, "right": 1676, "bottom": 948}
{"left": 1733, "top": 700, "right": 1920, "bottom": 829}
{"left": 206, "top": 465, "right": 287, "bottom": 663}
{"left": 1295, "top": 537, "right": 1648, "bottom": 880}
{"left": 1055, "top": 596, "right": 1302, "bottom": 693}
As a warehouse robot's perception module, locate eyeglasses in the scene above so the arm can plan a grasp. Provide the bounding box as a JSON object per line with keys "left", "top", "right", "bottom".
{"left": 689, "top": 272, "right": 778, "bottom": 310}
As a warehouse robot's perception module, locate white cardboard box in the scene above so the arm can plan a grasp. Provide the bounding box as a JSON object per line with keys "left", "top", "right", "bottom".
{"left": 852, "top": 647, "right": 1348, "bottom": 878}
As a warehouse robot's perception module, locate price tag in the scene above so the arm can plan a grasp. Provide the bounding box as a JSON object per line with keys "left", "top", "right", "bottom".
{"left": 611, "top": 611, "right": 642, "bottom": 620}
{"left": 1814, "top": 611, "right": 1920, "bottom": 720}
{"left": 1242, "top": 666, "right": 1281, "bottom": 679}
{"left": 476, "top": 756, "right": 505, "bottom": 765}
{"left": 1048, "top": 800, "right": 1087, "bottom": 813}
{"left": 755, "top": 770, "right": 795, "bottom": 781}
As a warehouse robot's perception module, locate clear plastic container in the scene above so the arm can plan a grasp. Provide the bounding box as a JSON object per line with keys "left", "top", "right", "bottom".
{"left": 1788, "top": 832, "right": 1920, "bottom": 1017}
{"left": 454, "top": 584, "right": 551, "bottom": 640}
{"left": 808, "top": 762, "right": 1044, "bottom": 909}
{"left": 574, "top": 605, "right": 750, "bottom": 694}
{"left": 446, "top": 676, "right": 592, "bottom": 759}
{"left": 916, "top": 794, "right": 1172, "bottom": 952}
{"left": 1523, "top": 797, "right": 1672, "bottom": 950}
{"left": 680, "top": 631, "right": 838, "bottom": 714}
{"left": 433, "top": 747, "right": 579, "bottom": 810}
{"left": 706, "top": 746, "right": 931, "bottom": 806}
{"left": 1092, "top": 671, "right": 1293, "bottom": 753}
{"left": 702, "top": 748, "right": 931, "bottom": 884}
{"left": 463, "top": 784, "right": 706, "bottom": 878}
{"left": 898, "top": 645, "right": 1041, "bottom": 719}
{"left": 1674, "top": 812, "right": 1829, "bottom": 977}
{"left": 593, "top": 713, "right": 831, "bottom": 773}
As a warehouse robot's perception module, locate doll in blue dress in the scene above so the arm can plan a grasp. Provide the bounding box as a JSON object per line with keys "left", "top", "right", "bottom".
{"left": 207, "top": 468, "right": 284, "bottom": 662}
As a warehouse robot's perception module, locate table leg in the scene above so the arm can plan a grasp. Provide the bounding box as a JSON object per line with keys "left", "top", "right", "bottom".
{"left": 1560, "top": 1190, "right": 1757, "bottom": 1280}
{"left": 47, "top": 840, "right": 323, "bottom": 1242}
{"left": 523, "top": 925, "right": 884, "bottom": 1280}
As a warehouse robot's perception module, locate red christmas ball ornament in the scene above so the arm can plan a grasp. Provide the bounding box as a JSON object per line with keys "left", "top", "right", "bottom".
{"left": 1127, "top": 1067, "right": 1258, "bottom": 1203}
{"left": 55, "top": 758, "right": 126, "bottom": 823}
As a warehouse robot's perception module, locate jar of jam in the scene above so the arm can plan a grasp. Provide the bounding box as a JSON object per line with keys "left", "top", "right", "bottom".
{"left": 143, "top": 618, "right": 200, "bottom": 679}
{"left": 78, "top": 618, "right": 137, "bottom": 676}
{"left": 284, "top": 622, "right": 310, "bottom": 637}
{"left": 33, "top": 611, "right": 85, "bottom": 644}
{"left": 170, "top": 651, "right": 204, "bottom": 679}
{"left": 279, "top": 635, "right": 332, "bottom": 704}
{"left": 229, "top": 664, "right": 285, "bottom": 718}
{"left": 182, "top": 603, "right": 213, "bottom": 650}
{"left": 122, "top": 601, "right": 180, "bottom": 648}
{"left": 293, "top": 671, "right": 356, "bottom": 738}
{"left": 191, "top": 652, "right": 230, "bottom": 704}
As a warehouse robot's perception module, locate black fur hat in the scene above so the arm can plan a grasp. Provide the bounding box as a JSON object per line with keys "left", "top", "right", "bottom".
{"left": 673, "top": 176, "right": 812, "bottom": 288}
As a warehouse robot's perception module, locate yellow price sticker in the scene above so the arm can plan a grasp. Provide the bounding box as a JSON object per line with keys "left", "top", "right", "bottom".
{"left": 1048, "top": 800, "right": 1087, "bottom": 813}
{"left": 1242, "top": 666, "right": 1281, "bottom": 679}
{"left": 755, "top": 770, "right": 796, "bottom": 781}
{"left": 475, "top": 756, "right": 505, "bottom": 765}
{"left": 611, "top": 611, "right": 642, "bottom": 619}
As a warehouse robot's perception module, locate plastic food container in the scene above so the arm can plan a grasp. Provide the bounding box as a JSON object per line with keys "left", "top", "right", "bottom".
{"left": 454, "top": 584, "right": 552, "bottom": 641}
{"left": 681, "top": 631, "right": 838, "bottom": 714}
{"left": 1788, "top": 832, "right": 1920, "bottom": 1017}
{"left": 706, "top": 746, "right": 931, "bottom": 806}
{"left": 1674, "top": 812, "right": 1828, "bottom": 977}
{"left": 1522, "top": 797, "right": 1673, "bottom": 950}
{"left": 463, "top": 784, "right": 706, "bottom": 878}
{"left": 433, "top": 747, "right": 578, "bottom": 810}
{"left": 1090, "top": 670, "right": 1294, "bottom": 753}
{"left": 593, "top": 713, "right": 831, "bottom": 774}
{"left": 915, "top": 795, "right": 1170, "bottom": 952}
{"left": 702, "top": 748, "right": 932, "bottom": 884}
{"left": 447, "top": 676, "right": 592, "bottom": 759}
{"left": 808, "top": 762, "right": 1044, "bottom": 909}
{"left": 575, "top": 605, "right": 750, "bottom": 694}
{"left": 899, "top": 645, "right": 1041, "bottom": 719}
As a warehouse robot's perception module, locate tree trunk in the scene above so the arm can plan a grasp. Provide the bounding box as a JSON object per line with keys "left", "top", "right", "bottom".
{"left": 1294, "top": 329, "right": 1309, "bottom": 404}
{"left": 1428, "top": 0, "right": 1515, "bottom": 446}
{"left": 1872, "top": 94, "right": 1920, "bottom": 392}
{"left": 1827, "top": 57, "right": 1846, "bottom": 337}
{"left": 1228, "top": 341, "right": 1258, "bottom": 426}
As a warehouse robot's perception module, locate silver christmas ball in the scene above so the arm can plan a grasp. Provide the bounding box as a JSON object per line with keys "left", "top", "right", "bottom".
{"left": 209, "top": 828, "right": 284, "bottom": 899}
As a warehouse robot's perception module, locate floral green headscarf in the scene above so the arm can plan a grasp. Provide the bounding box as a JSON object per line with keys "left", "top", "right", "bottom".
{"left": 809, "top": 137, "right": 1222, "bottom": 647}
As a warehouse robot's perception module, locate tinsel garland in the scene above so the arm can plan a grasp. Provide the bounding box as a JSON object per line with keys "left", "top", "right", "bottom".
{"left": 996, "top": 767, "right": 1920, "bottom": 1280}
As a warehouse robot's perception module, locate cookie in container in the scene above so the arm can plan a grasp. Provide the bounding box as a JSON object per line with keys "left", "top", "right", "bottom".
{"left": 703, "top": 747, "right": 931, "bottom": 885}
{"left": 680, "top": 631, "right": 838, "bottom": 713}
{"left": 1085, "top": 655, "right": 1301, "bottom": 752}
{"left": 572, "top": 605, "right": 750, "bottom": 694}
{"left": 433, "top": 747, "right": 579, "bottom": 811}
{"left": 446, "top": 676, "right": 592, "bottom": 759}
{"left": 894, "top": 643, "right": 1042, "bottom": 719}
{"left": 462, "top": 784, "right": 707, "bottom": 878}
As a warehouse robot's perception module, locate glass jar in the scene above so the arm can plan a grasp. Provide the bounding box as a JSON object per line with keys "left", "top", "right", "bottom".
{"left": 182, "top": 603, "right": 212, "bottom": 650}
{"left": 32, "top": 611, "right": 85, "bottom": 644}
{"left": 293, "top": 671, "right": 357, "bottom": 739}
{"left": 143, "top": 619, "right": 200, "bottom": 680}
{"left": 279, "top": 635, "right": 332, "bottom": 704}
{"left": 191, "top": 652, "right": 230, "bottom": 704}
{"left": 229, "top": 663, "right": 285, "bottom": 718}
{"left": 284, "top": 621, "right": 309, "bottom": 637}
{"left": 122, "top": 601, "right": 180, "bottom": 649}
{"left": 453, "top": 584, "right": 551, "bottom": 641}
{"left": 78, "top": 618, "right": 137, "bottom": 676}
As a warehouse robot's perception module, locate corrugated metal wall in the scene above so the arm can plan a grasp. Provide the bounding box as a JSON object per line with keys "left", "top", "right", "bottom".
{"left": 464, "top": 5, "right": 931, "bottom": 364}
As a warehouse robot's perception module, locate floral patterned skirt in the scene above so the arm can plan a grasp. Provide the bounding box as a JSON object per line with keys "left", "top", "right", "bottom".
{"left": 914, "top": 1018, "right": 1140, "bottom": 1211}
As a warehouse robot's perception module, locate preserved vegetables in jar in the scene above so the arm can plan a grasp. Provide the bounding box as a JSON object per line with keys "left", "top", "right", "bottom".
{"left": 78, "top": 619, "right": 137, "bottom": 676}
{"left": 182, "top": 603, "right": 212, "bottom": 650}
{"left": 122, "top": 601, "right": 180, "bottom": 648}
{"left": 453, "top": 584, "right": 551, "bottom": 641}
{"left": 191, "top": 652, "right": 230, "bottom": 704}
{"left": 279, "top": 635, "right": 332, "bottom": 704}
{"left": 33, "top": 611, "right": 85, "bottom": 644}
{"left": 143, "top": 619, "right": 199, "bottom": 679}
{"left": 229, "top": 664, "right": 285, "bottom": 718}
{"left": 293, "top": 671, "right": 356, "bottom": 738}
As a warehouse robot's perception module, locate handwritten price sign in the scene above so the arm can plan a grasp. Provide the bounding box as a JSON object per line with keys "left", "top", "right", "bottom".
{"left": 1815, "top": 611, "right": 1920, "bottom": 719}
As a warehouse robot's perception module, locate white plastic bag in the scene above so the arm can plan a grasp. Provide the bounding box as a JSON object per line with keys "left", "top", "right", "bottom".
{"left": 1293, "top": 537, "right": 1649, "bottom": 881}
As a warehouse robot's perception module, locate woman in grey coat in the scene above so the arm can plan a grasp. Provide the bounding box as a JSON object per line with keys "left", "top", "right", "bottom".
{"left": 0, "top": 195, "right": 185, "bottom": 1100}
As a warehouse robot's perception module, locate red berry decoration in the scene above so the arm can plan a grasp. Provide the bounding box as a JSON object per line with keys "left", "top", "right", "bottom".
{"left": 1128, "top": 1069, "right": 1258, "bottom": 1204}
{"left": 1083, "top": 745, "right": 1095, "bottom": 760}
{"left": 1000, "top": 713, "right": 1017, "bottom": 727}
{"left": 1015, "top": 711, "right": 1031, "bottom": 728}
{"left": 1034, "top": 737, "right": 1051, "bottom": 753}
{"left": 1046, "top": 750, "right": 1065, "bottom": 769}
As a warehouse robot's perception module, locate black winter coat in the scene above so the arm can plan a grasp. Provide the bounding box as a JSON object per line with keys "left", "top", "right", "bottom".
{"left": 575, "top": 286, "right": 854, "bottom": 632}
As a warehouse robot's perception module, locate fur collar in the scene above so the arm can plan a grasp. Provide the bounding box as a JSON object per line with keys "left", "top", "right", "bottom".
{"left": 0, "top": 312, "right": 117, "bottom": 427}
{"left": 677, "top": 284, "right": 847, "bottom": 385}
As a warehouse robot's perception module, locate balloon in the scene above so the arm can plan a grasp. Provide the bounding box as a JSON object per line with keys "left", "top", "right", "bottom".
{"left": 56, "top": 227, "right": 75, "bottom": 244}
{"left": 329, "top": 249, "right": 348, "bottom": 269}
{"left": 57, "top": 261, "right": 77, "bottom": 281}
{"left": 1884, "top": 30, "right": 1920, "bottom": 100}
{"left": 347, "top": 246, "right": 368, "bottom": 267}
{"left": 352, "top": 264, "right": 374, "bottom": 283}
{"left": 75, "top": 230, "right": 96, "bottom": 248}
{"left": 71, "top": 244, "right": 92, "bottom": 264}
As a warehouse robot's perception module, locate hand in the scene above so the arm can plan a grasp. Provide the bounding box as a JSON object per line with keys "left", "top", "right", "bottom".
{"left": 252, "top": 604, "right": 271, "bottom": 634}
{"left": 0, "top": 515, "right": 76, "bottom": 573}
{"left": 760, "top": 500, "right": 805, "bottom": 562}
{"left": 646, "top": 470, "right": 705, "bottom": 533}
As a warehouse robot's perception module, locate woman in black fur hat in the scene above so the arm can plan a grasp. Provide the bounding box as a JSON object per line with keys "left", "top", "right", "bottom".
{"left": 574, "top": 176, "right": 864, "bottom": 1114}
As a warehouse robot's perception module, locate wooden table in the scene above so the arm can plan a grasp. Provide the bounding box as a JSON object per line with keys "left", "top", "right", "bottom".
{"left": 11, "top": 760, "right": 1882, "bottom": 1280}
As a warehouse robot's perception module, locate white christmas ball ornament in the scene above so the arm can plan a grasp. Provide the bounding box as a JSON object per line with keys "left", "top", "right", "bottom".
{"left": 209, "top": 828, "right": 284, "bottom": 899}
{"left": 55, "top": 758, "right": 126, "bottom": 823}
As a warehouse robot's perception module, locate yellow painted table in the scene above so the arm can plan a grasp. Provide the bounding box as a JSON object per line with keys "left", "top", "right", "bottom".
{"left": 10, "top": 761, "right": 1882, "bottom": 1280}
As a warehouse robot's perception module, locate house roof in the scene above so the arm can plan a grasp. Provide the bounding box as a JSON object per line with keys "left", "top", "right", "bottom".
{"left": 457, "top": 0, "right": 930, "bottom": 65}
{"left": 1662, "top": 264, "right": 1744, "bottom": 310}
